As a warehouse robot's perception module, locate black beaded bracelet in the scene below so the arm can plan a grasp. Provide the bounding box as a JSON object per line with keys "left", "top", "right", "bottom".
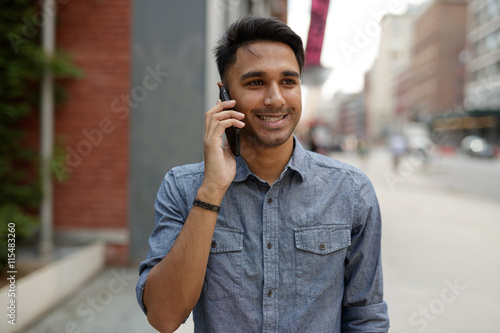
{"left": 193, "top": 198, "right": 220, "bottom": 213}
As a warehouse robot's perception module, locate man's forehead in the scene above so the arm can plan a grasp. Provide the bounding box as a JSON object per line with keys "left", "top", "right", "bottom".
{"left": 236, "top": 41, "right": 292, "bottom": 58}
{"left": 229, "top": 41, "right": 299, "bottom": 76}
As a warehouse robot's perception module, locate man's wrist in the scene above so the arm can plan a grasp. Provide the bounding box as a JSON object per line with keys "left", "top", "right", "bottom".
{"left": 196, "top": 184, "right": 226, "bottom": 206}
{"left": 193, "top": 199, "right": 220, "bottom": 213}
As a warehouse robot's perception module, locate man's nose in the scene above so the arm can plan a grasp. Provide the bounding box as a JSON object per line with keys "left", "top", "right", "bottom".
{"left": 263, "top": 82, "right": 285, "bottom": 108}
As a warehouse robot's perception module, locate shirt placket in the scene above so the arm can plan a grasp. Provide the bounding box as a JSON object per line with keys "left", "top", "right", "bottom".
{"left": 262, "top": 184, "right": 280, "bottom": 333}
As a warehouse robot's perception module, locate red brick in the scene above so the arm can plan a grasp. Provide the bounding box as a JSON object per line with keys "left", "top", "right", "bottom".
{"left": 52, "top": 0, "right": 131, "bottom": 264}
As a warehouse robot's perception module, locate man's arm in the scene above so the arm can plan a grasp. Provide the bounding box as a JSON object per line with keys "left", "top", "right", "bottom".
{"left": 341, "top": 172, "right": 390, "bottom": 332}
{"left": 142, "top": 100, "right": 244, "bottom": 333}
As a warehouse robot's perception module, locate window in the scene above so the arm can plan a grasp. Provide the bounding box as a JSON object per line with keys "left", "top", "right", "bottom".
{"left": 475, "top": 11, "right": 481, "bottom": 26}
{"left": 486, "top": 34, "right": 496, "bottom": 51}
{"left": 478, "top": 7, "right": 488, "bottom": 25}
{"left": 487, "top": 0, "right": 499, "bottom": 18}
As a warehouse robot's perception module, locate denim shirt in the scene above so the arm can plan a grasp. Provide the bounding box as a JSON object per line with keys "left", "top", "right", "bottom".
{"left": 137, "top": 139, "right": 389, "bottom": 332}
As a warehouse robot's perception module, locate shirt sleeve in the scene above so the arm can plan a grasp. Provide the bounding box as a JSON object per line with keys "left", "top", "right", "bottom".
{"left": 341, "top": 172, "right": 390, "bottom": 332}
{"left": 136, "top": 169, "right": 188, "bottom": 315}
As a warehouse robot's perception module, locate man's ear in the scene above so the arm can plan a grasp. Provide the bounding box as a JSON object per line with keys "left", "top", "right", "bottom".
{"left": 217, "top": 82, "right": 230, "bottom": 96}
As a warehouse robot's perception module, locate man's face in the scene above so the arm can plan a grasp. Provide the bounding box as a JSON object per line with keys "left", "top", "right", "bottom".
{"left": 224, "top": 41, "right": 302, "bottom": 149}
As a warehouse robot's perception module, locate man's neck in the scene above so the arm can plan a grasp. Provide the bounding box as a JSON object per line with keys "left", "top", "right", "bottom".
{"left": 241, "top": 136, "right": 294, "bottom": 185}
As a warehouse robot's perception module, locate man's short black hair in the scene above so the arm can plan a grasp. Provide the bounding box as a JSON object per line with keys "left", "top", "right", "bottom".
{"left": 214, "top": 16, "right": 305, "bottom": 81}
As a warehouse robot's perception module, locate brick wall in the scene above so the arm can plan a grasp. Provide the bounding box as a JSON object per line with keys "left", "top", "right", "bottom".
{"left": 54, "top": 0, "right": 131, "bottom": 264}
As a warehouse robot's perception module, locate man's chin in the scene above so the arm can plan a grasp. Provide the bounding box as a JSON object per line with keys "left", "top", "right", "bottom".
{"left": 244, "top": 131, "right": 294, "bottom": 148}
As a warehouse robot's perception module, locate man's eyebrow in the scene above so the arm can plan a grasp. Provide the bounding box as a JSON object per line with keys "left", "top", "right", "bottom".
{"left": 282, "top": 70, "right": 300, "bottom": 78}
{"left": 240, "top": 70, "right": 300, "bottom": 81}
{"left": 240, "top": 71, "right": 264, "bottom": 81}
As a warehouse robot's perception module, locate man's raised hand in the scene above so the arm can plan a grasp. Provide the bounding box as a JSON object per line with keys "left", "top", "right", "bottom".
{"left": 199, "top": 100, "right": 245, "bottom": 203}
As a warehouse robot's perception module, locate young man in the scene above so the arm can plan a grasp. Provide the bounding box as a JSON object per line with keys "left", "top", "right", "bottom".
{"left": 136, "top": 16, "right": 389, "bottom": 332}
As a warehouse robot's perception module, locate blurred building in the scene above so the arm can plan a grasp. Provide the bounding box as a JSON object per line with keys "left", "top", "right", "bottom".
{"left": 430, "top": 0, "right": 500, "bottom": 147}
{"left": 31, "top": 0, "right": 286, "bottom": 264}
{"left": 466, "top": 0, "right": 500, "bottom": 109}
{"left": 409, "top": 0, "right": 468, "bottom": 121}
{"left": 394, "top": 66, "right": 414, "bottom": 125}
{"left": 365, "top": 11, "right": 415, "bottom": 143}
{"left": 334, "top": 93, "right": 366, "bottom": 140}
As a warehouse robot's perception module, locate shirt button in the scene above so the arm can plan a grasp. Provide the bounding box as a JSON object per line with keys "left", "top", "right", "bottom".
{"left": 319, "top": 242, "right": 326, "bottom": 251}
{"left": 267, "top": 243, "right": 272, "bottom": 250}
{"left": 267, "top": 289, "right": 273, "bottom": 297}
{"left": 267, "top": 198, "right": 273, "bottom": 204}
{"left": 211, "top": 241, "right": 217, "bottom": 248}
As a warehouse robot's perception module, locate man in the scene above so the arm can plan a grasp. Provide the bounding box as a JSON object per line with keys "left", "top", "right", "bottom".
{"left": 136, "top": 16, "right": 389, "bottom": 332}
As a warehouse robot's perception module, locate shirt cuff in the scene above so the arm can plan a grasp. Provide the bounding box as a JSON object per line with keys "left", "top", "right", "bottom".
{"left": 136, "top": 267, "right": 152, "bottom": 315}
{"left": 342, "top": 301, "right": 390, "bottom": 332}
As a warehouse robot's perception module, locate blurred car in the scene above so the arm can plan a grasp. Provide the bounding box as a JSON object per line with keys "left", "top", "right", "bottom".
{"left": 460, "top": 135, "right": 494, "bottom": 158}
{"left": 407, "top": 135, "right": 435, "bottom": 154}
{"left": 403, "top": 122, "right": 435, "bottom": 158}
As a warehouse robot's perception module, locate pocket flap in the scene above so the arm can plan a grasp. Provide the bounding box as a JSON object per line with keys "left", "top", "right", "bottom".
{"left": 210, "top": 227, "right": 244, "bottom": 253}
{"left": 294, "top": 224, "right": 350, "bottom": 255}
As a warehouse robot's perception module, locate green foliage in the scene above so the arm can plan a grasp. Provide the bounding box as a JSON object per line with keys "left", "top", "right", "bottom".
{"left": 0, "top": 0, "right": 83, "bottom": 270}
{"left": 0, "top": 205, "right": 38, "bottom": 270}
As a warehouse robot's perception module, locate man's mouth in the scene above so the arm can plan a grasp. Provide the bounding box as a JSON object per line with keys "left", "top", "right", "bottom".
{"left": 257, "top": 114, "right": 287, "bottom": 122}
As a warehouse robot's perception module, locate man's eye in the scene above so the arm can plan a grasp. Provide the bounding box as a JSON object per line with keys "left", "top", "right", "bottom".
{"left": 282, "top": 79, "right": 296, "bottom": 85}
{"left": 248, "top": 80, "right": 263, "bottom": 86}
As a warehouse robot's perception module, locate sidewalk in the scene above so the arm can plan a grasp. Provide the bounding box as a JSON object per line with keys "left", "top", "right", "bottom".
{"left": 23, "top": 266, "right": 167, "bottom": 333}
{"left": 25, "top": 150, "right": 500, "bottom": 333}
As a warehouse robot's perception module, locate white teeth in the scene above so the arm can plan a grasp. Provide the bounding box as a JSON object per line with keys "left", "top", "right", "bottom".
{"left": 259, "top": 115, "right": 285, "bottom": 122}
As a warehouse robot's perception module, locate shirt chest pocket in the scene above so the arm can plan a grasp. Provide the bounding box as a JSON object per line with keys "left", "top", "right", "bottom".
{"left": 205, "top": 227, "right": 244, "bottom": 301}
{"left": 294, "top": 224, "right": 351, "bottom": 298}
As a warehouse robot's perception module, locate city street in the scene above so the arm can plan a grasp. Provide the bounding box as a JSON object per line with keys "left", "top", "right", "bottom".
{"left": 333, "top": 149, "right": 500, "bottom": 333}
{"left": 418, "top": 153, "right": 500, "bottom": 203}
{"left": 6, "top": 0, "right": 499, "bottom": 332}
{"left": 24, "top": 149, "right": 500, "bottom": 333}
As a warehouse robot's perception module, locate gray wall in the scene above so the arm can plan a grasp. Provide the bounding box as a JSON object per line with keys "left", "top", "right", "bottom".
{"left": 129, "top": 1, "right": 207, "bottom": 260}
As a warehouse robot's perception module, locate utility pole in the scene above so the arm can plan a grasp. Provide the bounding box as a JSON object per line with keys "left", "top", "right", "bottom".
{"left": 40, "top": 0, "right": 56, "bottom": 261}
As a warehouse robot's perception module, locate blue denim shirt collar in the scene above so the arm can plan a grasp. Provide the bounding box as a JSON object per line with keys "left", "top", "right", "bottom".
{"left": 233, "top": 136, "right": 307, "bottom": 183}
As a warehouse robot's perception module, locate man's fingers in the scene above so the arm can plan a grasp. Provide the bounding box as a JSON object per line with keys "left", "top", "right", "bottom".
{"left": 212, "top": 110, "right": 245, "bottom": 122}
{"left": 206, "top": 100, "right": 236, "bottom": 116}
{"left": 206, "top": 110, "right": 244, "bottom": 136}
{"left": 210, "top": 118, "right": 245, "bottom": 137}
{"left": 205, "top": 118, "right": 245, "bottom": 145}
{"left": 205, "top": 100, "right": 237, "bottom": 132}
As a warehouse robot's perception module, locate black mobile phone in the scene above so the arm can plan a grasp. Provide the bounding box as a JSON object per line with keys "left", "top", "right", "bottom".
{"left": 219, "top": 86, "right": 241, "bottom": 156}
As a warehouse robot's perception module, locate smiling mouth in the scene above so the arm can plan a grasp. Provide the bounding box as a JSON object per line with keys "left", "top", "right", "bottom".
{"left": 257, "top": 114, "right": 287, "bottom": 122}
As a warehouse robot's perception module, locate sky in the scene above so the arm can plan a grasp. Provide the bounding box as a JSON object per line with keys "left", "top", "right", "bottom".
{"left": 287, "top": 0, "right": 430, "bottom": 98}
